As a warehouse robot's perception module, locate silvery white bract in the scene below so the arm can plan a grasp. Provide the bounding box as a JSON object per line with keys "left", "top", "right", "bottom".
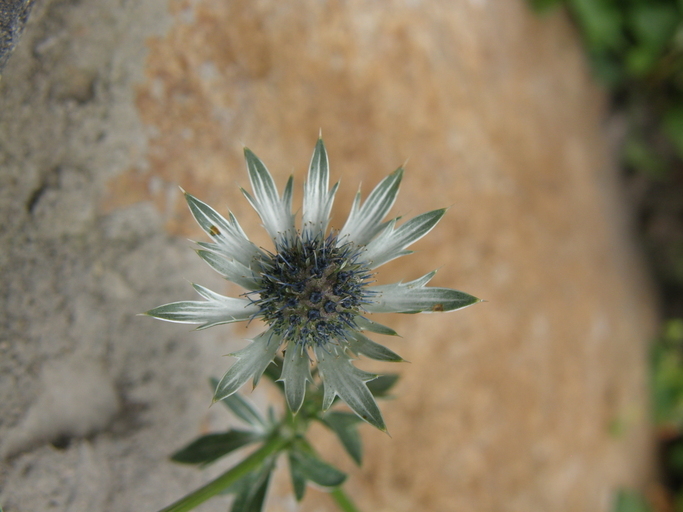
{"left": 146, "top": 138, "right": 479, "bottom": 431}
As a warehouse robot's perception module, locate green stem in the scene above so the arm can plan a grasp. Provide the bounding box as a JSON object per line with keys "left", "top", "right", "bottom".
{"left": 157, "top": 434, "right": 289, "bottom": 512}
{"left": 330, "top": 486, "right": 361, "bottom": 512}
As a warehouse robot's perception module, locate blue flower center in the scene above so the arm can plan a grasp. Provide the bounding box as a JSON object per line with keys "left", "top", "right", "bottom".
{"left": 252, "top": 233, "right": 372, "bottom": 348}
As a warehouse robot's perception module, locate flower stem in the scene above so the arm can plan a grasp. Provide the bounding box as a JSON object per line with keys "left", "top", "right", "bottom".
{"left": 330, "top": 486, "right": 362, "bottom": 512}
{"left": 156, "top": 434, "right": 289, "bottom": 512}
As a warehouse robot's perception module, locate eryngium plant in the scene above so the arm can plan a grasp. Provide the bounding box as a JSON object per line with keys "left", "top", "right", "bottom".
{"left": 146, "top": 137, "right": 479, "bottom": 431}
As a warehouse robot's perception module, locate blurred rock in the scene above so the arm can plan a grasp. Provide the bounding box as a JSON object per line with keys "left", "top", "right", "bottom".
{"left": 0, "top": 0, "right": 34, "bottom": 73}
{"left": 2, "top": 353, "right": 119, "bottom": 458}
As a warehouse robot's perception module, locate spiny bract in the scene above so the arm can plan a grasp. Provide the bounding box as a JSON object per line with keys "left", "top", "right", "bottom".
{"left": 145, "top": 138, "right": 479, "bottom": 430}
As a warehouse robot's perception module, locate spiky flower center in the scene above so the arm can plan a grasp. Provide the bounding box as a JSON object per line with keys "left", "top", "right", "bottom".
{"left": 253, "top": 233, "right": 372, "bottom": 348}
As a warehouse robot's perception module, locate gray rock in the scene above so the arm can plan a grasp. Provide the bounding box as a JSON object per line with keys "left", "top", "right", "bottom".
{"left": 0, "top": 0, "right": 34, "bottom": 73}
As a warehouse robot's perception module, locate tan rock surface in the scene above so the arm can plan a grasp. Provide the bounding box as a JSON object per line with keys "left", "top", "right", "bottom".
{"left": 0, "top": 0, "right": 657, "bottom": 511}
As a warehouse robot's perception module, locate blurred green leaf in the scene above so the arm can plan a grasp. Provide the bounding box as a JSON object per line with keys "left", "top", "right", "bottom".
{"left": 629, "top": 4, "right": 679, "bottom": 48}
{"left": 229, "top": 459, "right": 274, "bottom": 512}
{"left": 666, "top": 319, "right": 683, "bottom": 343}
{"left": 612, "top": 489, "right": 652, "bottom": 512}
{"left": 652, "top": 320, "right": 683, "bottom": 427}
{"left": 667, "top": 440, "right": 683, "bottom": 473}
{"left": 320, "top": 411, "right": 363, "bottom": 465}
{"left": 527, "top": 0, "right": 563, "bottom": 14}
{"left": 366, "top": 373, "right": 400, "bottom": 397}
{"left": 262, "top": 357, "right": 285, "bottom": 392}
{"left": 210, "top": 378, "right": 267, "bottom": 429}
{"left": 664, "top": 104, "right": 683, "bottom": 159}
{"left": 289, "top": 447, "right": 346, "bottom": 488}
{"left": 623, "top": 135, "right": 668, "bottom": 179}
{"left": 568, "top": 0, "right": 625, "bottom": 52}
{"left": 288, "top": 451, "right": 308, "bottom": 501}
{"left": 626, "top": 4, "right": 679, "bottom": 76}
{"left": 171, "top": 430, "right": 262, "bottom": 466}
{"left": 218, "top": 456, "right": 276, "bottom": 512}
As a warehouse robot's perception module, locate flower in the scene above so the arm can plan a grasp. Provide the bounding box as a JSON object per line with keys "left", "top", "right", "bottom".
{"left": 146, "top": 138, "right": 479, "bottom": 430}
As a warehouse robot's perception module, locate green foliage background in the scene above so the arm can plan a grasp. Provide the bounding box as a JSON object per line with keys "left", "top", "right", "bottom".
{"left": 530, "top": 0, "right": 683, "bottom": 176}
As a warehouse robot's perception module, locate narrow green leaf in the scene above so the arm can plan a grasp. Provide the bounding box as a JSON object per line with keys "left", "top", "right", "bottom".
{"left": 229, "top": 458, "right": 275, "bottom": 512}
{"left": 320, "top": 411, "right": 363, "bottom": 465}
{"left": 289, "top": 447, "right": 346, "bottom": 487}
{"left": 157, "top": 435, "right": 288, "bottom": 512}
{"left": 279, "top": 345, "right": 313, "bottom": 413}
{"left": 288, "top": 451, "right": 308, "bottom": 501}
{"left": 262, "top": 357, "right": 285, "bottom": 392}
{"left": 367, "top": 271, "right": 481, "bottom": 314}
{"left": 664, "top": 105, "right": 683, "bottom": 160}
{"left": 354, "top": 316, "right": 399, "bottom": 336}
{"left": 527, "top": 0, "right": 562, "bottom": 14}
{"left": 612, "top": 489, "right": 652, "bottom": 512}
{"left": 366, "top": 374, "right": 400, "bottom": 397}
{"left": 315, "top": 347, "right": 386, "bottom": 431}
{"left": 170, "top": 430, "right": 261, "bottom": 466}
{"left": 210, "top": 378, "right": 266, "bottom": 429}
{"left": 569, "top": 0, "right": 624, "bottom": 52}
{"left": 347, "top": 331, "right": 404, "bottom": 362}
{"left": 213, "top": 332, "right": 282, "bottom": 402}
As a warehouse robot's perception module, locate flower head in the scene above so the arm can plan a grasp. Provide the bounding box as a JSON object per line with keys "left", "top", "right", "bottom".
{"left": 146, "top": 138, "right": 479, "bottom": 430}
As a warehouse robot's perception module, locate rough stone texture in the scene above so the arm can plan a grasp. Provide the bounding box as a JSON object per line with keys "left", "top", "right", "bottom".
{"left": 0, "top": 0, "right": 34, "bottom": 73}
{"left": 0, "top": 0, "right": 657, "bottom": 511}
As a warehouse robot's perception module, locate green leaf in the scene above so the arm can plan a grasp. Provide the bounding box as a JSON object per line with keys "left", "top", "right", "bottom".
{"left": 587, "top": 51, "right": 624, "bottom": 87}
{"left": 320, "top": 411, "right": 363, "bottom": 465}
{"left": 625, "top": 4, "right": 678, "bottom": 76}
{"left": 289, "top": 447, "right": 347, "bottom": 487}
{"left": 664, "top": 104, "right": 683, "bottom": 160}
{"left": 354, "top": 316, "right": 399, "bottom": 336}
{"left": 347, "top": 331, "right": 404, "bottom": 362}
{"left": 279, "top": 344, "right": 313, "bottom": 413}
{"left": 262, "top": 357, "right": 285, "bottom": 393}
{"left": 170, "top": 430, "right": 261, "bottom": 466}
{"left": 315, "top": 347, "right": 386, "bottom": 431}
{"left": 288, "top": 451, "right": 308, "bottom": 501}
{"left": 622, "top": 135, "right": 667, "bottom": 179}
{"left": 651, "top": 320, "right": 683, "bottom": 427}
{"left": 210, "top": 378, "right": 267, "bottom": 430}
{"left": 568, "top": 0, "right": 624, "bottom": 52}
{"left": 527, "top": 0, "right": 562, "bottom": 14}
{"left": 213, "top": 332, "right": 282, "bottom": 402}
{"left": 229, "top": 458, "right": 275, "bottom": 512}
{"left": 612, "top": 489, "right": 652, "bottom": 512}
{"left": 667, "top": 441, "right": 683, "bottom": 473}
{"left": 366, "top": 374, "right": 400, "bottom": 397}
{"left": 367, "top": 270, "right": 481, "bottom": 314}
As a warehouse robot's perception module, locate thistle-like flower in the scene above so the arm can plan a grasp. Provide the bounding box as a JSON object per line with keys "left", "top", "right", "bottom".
{"left": 146, "top": 138, "right": 479, "bottom": 430}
